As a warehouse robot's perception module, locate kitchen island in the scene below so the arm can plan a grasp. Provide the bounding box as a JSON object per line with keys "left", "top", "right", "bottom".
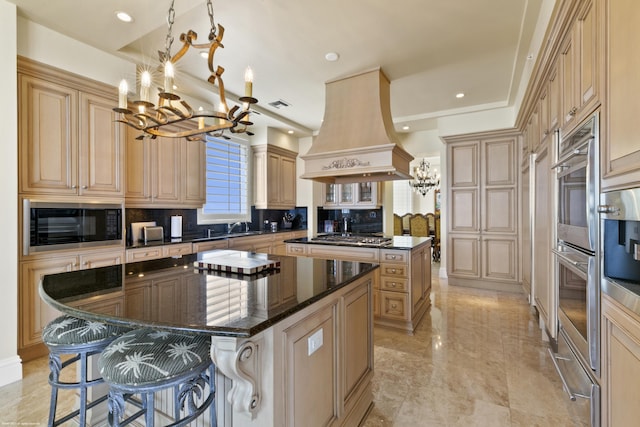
{"left": 40, "top": 251, "right": 377, "bottom": 427}
{"left": 285, "top": 235, "right": 432, "bottom": 333}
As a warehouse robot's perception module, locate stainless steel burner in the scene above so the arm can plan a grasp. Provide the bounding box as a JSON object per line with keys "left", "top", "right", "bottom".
{"left": 310, "top": 235, "right": 393, "bottom": 247}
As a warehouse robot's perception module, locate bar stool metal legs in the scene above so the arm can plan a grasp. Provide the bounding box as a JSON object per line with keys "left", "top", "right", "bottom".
{"left": 99, "top": 328, "right": 217, "bottom": 427}
{"left": 42, "top": 315, "right": 129, "bottom": 427}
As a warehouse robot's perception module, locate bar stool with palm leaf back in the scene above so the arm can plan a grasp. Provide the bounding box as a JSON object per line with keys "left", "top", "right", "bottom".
{"left": 42, "top": 315, "right": 130, "bottom": 427}
{"left": 98, "top": 328, "right": 217, "bottom": 427}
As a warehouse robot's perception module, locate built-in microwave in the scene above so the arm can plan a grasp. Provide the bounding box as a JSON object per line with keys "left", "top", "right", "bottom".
{"left": 23, "top": 200, "right": 123, "bottom": 255}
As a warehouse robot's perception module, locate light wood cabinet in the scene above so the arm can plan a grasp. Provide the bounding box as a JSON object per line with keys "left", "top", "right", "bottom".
{"left": 521, "top": 157, "right": 532, "bottom": 299}
{"left": 323, "top": 182, "right": 382, "bottom": 208}
{"left": 601, "top": 292, "right": 640, "bottom": 427}
{"left": 561, "top": 0, "right": 600, "bottom": 132}
{"left": 125, "top": 125, "right": 205, "bottom": 208}
{"left": 445, "top": 131, "right": 519, "bottom": 291}
{"left": 192, "top": 239, "right": 229, "bottom": 253}
{"left": 18, "top": 248, "right": 125, "bottom": 361}
{"left": 18, "top": 58, "right": 123, "bottom": 198}
{"left": 533, "top": 138, "right": 555, "bottom": 338}
{"left": 601, "top": 0, "right": 640, "bottom": 190}
{"left": 253, "top": 144, "right": 297, "bottom": 209}
{"left": 287, "top": 241, "right": 431, "bottom": 333}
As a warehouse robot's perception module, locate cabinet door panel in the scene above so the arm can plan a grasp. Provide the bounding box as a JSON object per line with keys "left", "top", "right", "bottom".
{"left": 280, "top": 155, "right": 297, "bottom": 206}
{"left": 79, "top": 92, "right": 123, "bottom": 196}
{"left": 153, "top": 137, "right": 181, "bottom": 203}
{"left": 484, "top": 138, "right": 516, "bottom": 186}
{"left": 183, "top": 139, "right": 205, "bottom": 205}
{"left": 125, "top": 130, "right": 151, "bottom": 202}
{"left": 450, "top": 143, "right": 478, "bottom": 187}
{"left": 19, "top": 76, "right": 77, "bottom": 194}
{"left": 484, "top": 187, "right": 516, "bottom": 233}
{"left": 449, "top": 235, "right": 480, "bottom": 278}
{"left": 482, "top": 237, "right": 517, "bottom": 281}
{"left": 450, "top": 189, "right": 478, "bottom": 232}
{"left": 267, "top": 152, "right": 281, "bottom": 204}
{"left": 602, "top": 0, "right": 640, "bottom": 189}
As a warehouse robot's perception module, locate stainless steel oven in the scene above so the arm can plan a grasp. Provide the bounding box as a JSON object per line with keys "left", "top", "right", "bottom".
{"left": 23, "top": 199, "right": 123, "bottom": 255}
{"left": 554, "top": 112, "right": 599, "bottom": 253}
{"left": 549, "top": 112, "right": 601, "bottom": 426}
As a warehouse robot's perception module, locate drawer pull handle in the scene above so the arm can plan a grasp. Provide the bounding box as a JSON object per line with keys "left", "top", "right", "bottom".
{"left": 391, "top": 282, "right": 396, "bottom": 287}
{"left": 391, "top": 303, "right": 397, "bottom": 309}
{"left": 390, "top": 255, "right": 396, "bottom": 259}
{"left": 391, "top": 269, "right": 396, "bottom": 273}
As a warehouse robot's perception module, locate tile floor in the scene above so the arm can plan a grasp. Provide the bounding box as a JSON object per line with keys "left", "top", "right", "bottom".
{"left": 0, "top": 270, "right": 589, "bottom": 426}
{"left": 363, "top": 272, "right": 589, "bottom": 426}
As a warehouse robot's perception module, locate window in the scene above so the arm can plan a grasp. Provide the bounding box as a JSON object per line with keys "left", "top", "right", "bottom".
{"left": 197, "top": 135, "right": 250, "bottom": 224}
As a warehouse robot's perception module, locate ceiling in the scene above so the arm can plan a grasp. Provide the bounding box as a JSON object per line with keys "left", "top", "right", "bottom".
{"left": 9, "top": 0, "right": 549, "bottom": 137}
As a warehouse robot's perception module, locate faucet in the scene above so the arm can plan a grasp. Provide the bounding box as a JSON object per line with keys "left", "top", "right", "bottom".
{"left": 207, "top": 228, "right": 217, "bottom": 238}
{"left": 228, "top": 221, "right": 242, "bottom": 234}
{"left": 342, "top": 216, "right": 350, "bottom": 237}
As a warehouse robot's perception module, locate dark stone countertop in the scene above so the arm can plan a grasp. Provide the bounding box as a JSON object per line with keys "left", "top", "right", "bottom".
{"left": 40, "top": 250, "right": 376, "bottom": 338}
{"left": 284, "top": 235, "right": 431, "bottom": 250}
{"left": 126, "top": 228, "right": 308, "bottom": 249}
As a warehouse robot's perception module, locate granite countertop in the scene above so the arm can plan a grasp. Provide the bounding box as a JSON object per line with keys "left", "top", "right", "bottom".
{"left": 284, "top": 235, "right": 431, "bottom": 250}
{"left": 40, "top": 251, "right": 376, "bottom": 338}
{"left": 127, "top": 228, "right": 308, "bottom": 249}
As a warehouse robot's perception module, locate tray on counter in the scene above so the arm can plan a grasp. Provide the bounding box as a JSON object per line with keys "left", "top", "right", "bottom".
{"left": 194, "top": 250, "right": 280, "bottom": 275}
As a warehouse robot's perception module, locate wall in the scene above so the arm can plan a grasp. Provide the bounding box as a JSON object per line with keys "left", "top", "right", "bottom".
{"left": 0, "top": 0, "right": 20, "bottom": 387}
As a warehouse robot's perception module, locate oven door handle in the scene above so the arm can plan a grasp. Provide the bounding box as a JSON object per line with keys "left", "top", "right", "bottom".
{"left": 551, "top": 138, "right": 592, "bottom": 170}
{"left": 552, "top": 248, "right": 589, "bottom": 267}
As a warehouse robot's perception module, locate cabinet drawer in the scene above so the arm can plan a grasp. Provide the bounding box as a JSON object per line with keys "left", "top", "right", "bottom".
{"left": 162, "top": 243, "right": 192, "bottom": 257}
{"left": 126, "top": 247, "right": 163, "bottom": 262}
{"left": 380, "top": 264, "right": 407, "bottom": 278}
{"left": 192, "top": 239, "right": 228, "bottom": 252}
{"left": 379, "top": 249, "right": 407, "bottom": 264}
{"left": 379, "top": 291, "right": 410, "bottom": 321}
{"left": 380, "top": 277, "right": 408, "bottom": 292}
{"left": 286, "top": 244, "right": 307, "bottom": 256}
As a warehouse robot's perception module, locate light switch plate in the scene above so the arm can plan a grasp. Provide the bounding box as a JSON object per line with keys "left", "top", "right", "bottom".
{"left": 308, "top": 328, "right": 323, "bottom": 356}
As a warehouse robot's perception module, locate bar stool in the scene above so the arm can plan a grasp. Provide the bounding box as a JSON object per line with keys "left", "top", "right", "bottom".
{"left": 42, "top": 315, "right": 130, "bottom": 427}
{"left": 98, "top": 328, "right": 216, "bottom": 427}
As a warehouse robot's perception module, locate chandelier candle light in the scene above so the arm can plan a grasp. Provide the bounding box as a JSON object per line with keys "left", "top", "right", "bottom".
{"left": 114, "top": 0, "right": 258, "bottom": 141}
{"left": 410, "top": 158, "right": 440, "bottom": 196}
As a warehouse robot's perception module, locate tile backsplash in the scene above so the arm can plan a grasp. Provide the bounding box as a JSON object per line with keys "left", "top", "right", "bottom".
{"left": 126, "top": 206, "right": 307, "bottom": 244}
{"left": 316, "top": 207, "right": 383, "bottom": 235}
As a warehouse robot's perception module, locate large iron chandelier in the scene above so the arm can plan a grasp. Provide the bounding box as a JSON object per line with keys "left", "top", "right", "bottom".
{"left": 409, "top": 159, "right": 440, "bottom": 196}
{"left": 113, "top": 0, "right": 257, "bottom": 141}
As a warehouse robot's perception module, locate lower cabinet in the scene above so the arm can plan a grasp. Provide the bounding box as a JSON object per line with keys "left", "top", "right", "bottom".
{"left": 285, "top": 241, "right": 432, "bottom": 333}
{"left": 601, "top": 293, "right": 640, "bottom": 427}
{"left": 18, "top": 248, "right": 124, "bottom": 361}
{"left": 273, "top": 273, "right": 373, "bottom": 427}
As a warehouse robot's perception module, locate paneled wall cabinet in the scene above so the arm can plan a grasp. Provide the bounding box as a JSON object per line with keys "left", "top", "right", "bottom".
{"left": 323, "top": 182, "right": 382, "bottom": 209}
{"left": 18, "top": 57, "right": 124, "bottom": 198}
{"left": 253, "top": 144, "right": 297, "bottom": 209}
{"left": 125, "top": 125, "right": 205, "bottom": 208}
{"left": 444, "top": 131, "right": 520, "bottom": 292}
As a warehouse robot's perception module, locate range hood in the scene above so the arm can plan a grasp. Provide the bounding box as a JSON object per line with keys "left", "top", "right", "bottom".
{"left": 300, "top": 68, "right": 414, "bottom": 184}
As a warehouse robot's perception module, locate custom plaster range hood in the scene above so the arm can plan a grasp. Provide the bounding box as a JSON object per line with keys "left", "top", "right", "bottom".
{"left": 300, "top": 68, "right": 414, "bottom": 184}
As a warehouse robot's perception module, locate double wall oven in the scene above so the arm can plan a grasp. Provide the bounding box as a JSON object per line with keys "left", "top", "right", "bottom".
{"left": 550, "top": 112, "right": 600, "bottom": 426}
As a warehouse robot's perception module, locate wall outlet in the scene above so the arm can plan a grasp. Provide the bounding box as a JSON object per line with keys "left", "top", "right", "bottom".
{"left": 307, "top": 328, "right": 323, "bottom": 356}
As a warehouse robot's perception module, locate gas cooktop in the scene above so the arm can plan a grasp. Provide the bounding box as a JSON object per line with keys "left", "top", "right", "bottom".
{"left": 310, "top": 235, "right": 393, "bottom": 247}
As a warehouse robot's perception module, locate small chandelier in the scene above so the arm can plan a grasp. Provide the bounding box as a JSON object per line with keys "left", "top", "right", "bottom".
{"left": 409, "top": 159, "right": 440, "bottom": 196}
{"left": 113, "top": 0, "right": 257, "bottom": 141}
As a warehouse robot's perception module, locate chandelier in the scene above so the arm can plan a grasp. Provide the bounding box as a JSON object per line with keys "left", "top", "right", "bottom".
{"left": 409, "top": 159, "right": 440, "bottom": 196}
{"left": 113, "top": 0, "right": 257, "bottom": 141}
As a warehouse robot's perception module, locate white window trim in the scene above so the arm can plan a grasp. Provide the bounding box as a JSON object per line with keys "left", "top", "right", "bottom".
{"left": 197, "top": 135, "right": 252, "bottom": 225}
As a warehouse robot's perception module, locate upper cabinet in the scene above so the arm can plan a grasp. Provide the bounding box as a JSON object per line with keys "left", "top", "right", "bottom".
{"left": 601, "top": 0, "right": 640, "bottom": 190}
{"left": 323, "top": 182, "right": 382, "bottom": 209}
{"left": 18, "top": 58, "right": 124, "bottom": 197}
{"left": 125, "top": 125, "right": 205, "bottom": 208}
{"left": 561, "top": 0, "right": 600, "bottom": 133}
{"left": 253, "top": 144, "right": 297, "bottom": 209}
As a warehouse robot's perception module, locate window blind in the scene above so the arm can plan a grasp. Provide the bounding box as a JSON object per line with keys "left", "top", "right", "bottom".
{"left": 202, "top": 136, "right": 249, "bottom": 218}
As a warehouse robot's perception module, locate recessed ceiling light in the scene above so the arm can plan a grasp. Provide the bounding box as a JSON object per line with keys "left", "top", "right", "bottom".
{"left": 325, "top": 52, "right": 340, "bottom": 62}
{"left": 402, "top": 125, "right": 410, "bottom": 131}
{"left": 115, "top": 11, "right": 133, "bottom": 23}
{"left": 287, "top": 130, "right": 294, "bottom": 135}
{"left": 456, "top": 92, "right": 465, "bottom": 98}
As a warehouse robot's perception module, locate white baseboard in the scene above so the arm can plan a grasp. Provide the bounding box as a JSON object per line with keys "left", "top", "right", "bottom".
{"left": 0, "top": 355, "right": 23, "bottom": 387}
{"left": 439, "top": 266, "right": 447, "bottom": 279}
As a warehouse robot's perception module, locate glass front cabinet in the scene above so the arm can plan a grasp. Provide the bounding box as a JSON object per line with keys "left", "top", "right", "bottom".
{"left": 323, "top": 182, "right": 381, "bottom": 208}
